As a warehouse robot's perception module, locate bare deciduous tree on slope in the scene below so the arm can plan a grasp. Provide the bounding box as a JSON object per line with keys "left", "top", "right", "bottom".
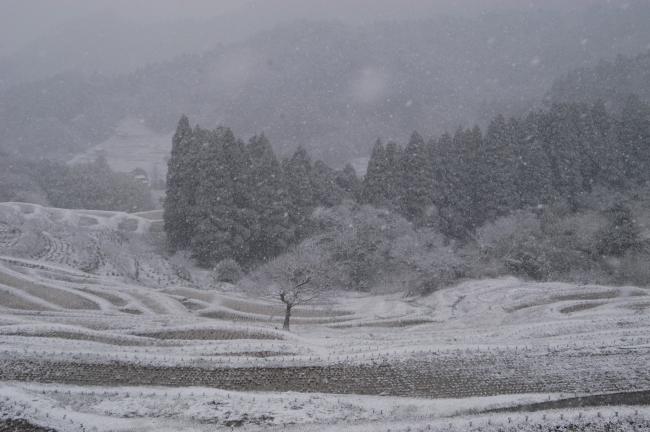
{"left": 265, "top": 241, "right": 331, "bottom": 331}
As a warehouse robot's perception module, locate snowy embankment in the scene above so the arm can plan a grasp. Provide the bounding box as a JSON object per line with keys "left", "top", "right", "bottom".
{"left": 0, "top": 202, "right": 649, "bottom": 431}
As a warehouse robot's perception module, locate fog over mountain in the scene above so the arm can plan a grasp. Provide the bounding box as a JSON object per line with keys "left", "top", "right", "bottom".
{"left": 1, "top": 0, "right": 648, "bottom": 165}
{"left": 548, "top": 50, "right": 650, "bottom": 110}
{"left": 0, "top": 0, "right": 587, "bottom": 88}
{"left": 0, "top": 0, "right": 600, "bottom": 86}
{"left": 0, "top": 0, "right": 600, "bottom": 54}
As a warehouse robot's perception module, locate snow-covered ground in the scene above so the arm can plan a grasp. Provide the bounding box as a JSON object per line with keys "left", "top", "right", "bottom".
{"left": 69, "top": 118, "right": 172, "bottom": 182}
{"left": 0, "top": 202, "right": 649, "bottom": 431}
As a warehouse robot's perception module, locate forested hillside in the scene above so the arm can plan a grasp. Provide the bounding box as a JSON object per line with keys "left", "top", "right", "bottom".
{"left": 363, "top": 98, "right": 650, "bottom": 236}
{"left": 166, "top": 91, "right": 650, "bottom": 292}
{"left": 3, "top": 1, "right": 650, "bottom": 164}
{"left": 548, "top": 50, "right": 650, "bottom": 110}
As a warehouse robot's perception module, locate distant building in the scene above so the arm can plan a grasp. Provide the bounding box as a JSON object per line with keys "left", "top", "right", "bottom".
{"left": 130, "top": 168, "right": 150, "bottom": 186}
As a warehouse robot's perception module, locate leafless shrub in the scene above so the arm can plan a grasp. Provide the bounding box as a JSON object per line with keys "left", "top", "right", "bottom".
{"left": 212, "top": 259, "right": 243, "bottom": 284}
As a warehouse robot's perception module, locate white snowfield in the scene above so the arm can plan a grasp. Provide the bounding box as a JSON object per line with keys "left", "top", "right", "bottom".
{"left": 69, "top": 118, "right": 172, "bottom": 180}
{"left": 0, "top": 202, "right": 649, "bottom": 431}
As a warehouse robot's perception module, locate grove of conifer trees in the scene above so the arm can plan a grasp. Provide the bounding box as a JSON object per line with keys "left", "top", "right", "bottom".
{"left": 163, "top": 116, "right": 360, "bottom": 267}
{"left": 362, "top": 98, "right": 650, "bottom": 237}
{"left": 165, "top": 96, "right": 650, "bottom": 267}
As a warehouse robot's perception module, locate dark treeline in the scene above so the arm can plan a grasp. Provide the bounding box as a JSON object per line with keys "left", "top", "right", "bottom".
{"left": 165, "top": 95, "right": 650, "bottom": 268}
{"left": 0, "top": 156, "right": 154, "bottom": 212}
{"left": 548, "top": 51, "right": 650, "bottom": 110}
{"left": 363, "top": 96, "right": 650, "bottom": 237}
{"left": 163, "top": 116, "right": 360, "bottom": 267}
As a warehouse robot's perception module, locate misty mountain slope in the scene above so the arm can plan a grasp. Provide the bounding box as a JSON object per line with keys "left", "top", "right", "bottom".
{"left": 548, "top": 50, "right": 650, "bottom": 110}
{"left": 0, "top": 73, "right": 127, "bottom": 159}
{"left": 70, "top": 118, "right": 171, "bottom": 183}
{"left": 0, "top": 9, "right": 278, "bottom": 90}
{"left": 3, "top": 2, "right": 650, "bottom": 164}
{"left": 0, "top": 0, "right": 601, "bottom": 89}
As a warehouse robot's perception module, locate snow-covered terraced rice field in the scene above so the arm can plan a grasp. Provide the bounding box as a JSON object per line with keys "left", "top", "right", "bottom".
{"left": 0, "top": 203, "right": 649, "bottom": 431}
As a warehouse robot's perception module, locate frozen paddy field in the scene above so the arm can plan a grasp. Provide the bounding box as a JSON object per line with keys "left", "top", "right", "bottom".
{"left": 0, "top": 202, "right": 649, "bottom": 431}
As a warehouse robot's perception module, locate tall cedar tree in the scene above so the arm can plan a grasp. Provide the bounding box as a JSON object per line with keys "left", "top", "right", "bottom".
{"left": 361, "top": 139, "right": 403, "bottom": 209}
{"left": 539, "top": 104, "right": 586, "bottom": 210}
{"left": 283, "top": 146, "right": 315, "bottom": 238}
{"left": 164, "top": 115, "right": 195, "bottom": 251}
{"left": 480, "top": 115, "right": 517, "bottom": 217}
{"left": 311, "top": 160, "right": 350, "bottom": 207}
{"left": 384, "top": 142, "right": 404, "bottom": 208}
{"left": 442, "top": 126, "right": 483, "bottom": 234}
{"left": 222, "top": 133, "right": 259, "bottom": 260}
{"left": 399, "top": 132, "right": 433, "bottom": 224}
{"left": 618, "top": 95, "right": 650, "bottom": 184}
{"left": 513, "top": 114, "right": 554, "bottom": 207}
{"left": 361, "top": 139, "right": 387, "bottom": 206}
{"left": 430, "top": 131, "right": 466, "bottom": 237}
{"left": 247, "top": 134, "right": 296, "bottom": 261}
{"left": 190, "top": 129, "right": 238, "bottom": 266}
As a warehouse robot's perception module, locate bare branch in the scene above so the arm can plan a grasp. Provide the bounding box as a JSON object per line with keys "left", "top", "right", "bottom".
{"left": 294, "top": 276, "right": 312, "bottom": 290}
{"left": 259, "top": 240, "right": 332, "bottom": 330}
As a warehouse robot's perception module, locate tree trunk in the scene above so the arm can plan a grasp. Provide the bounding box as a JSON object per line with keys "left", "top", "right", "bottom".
{"left": 283, "top": 303, "right": 292, "bottom": 331}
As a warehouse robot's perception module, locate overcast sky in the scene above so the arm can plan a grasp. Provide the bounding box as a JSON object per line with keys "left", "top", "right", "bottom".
{"left": 0, "top": 0, "right": 239, "bottom": 55}
{"left": 0, "top": 0, "right": 603, "bottom": 56}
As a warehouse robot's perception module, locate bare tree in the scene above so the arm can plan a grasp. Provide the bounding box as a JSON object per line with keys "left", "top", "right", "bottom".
{"left": 266, "top": 241, "right": 330, "bottom": 331}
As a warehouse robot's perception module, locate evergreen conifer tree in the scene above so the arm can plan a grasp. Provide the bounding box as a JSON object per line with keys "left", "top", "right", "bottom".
{"left": 384, "top": 141, "right": 404, "bottom": 208}
{"left": 513, "top": 113, "right": 554, "bottom": 207}
{"left": 247, "top": 134, "right": 295, "bottom": 261}
{"left": 597, "top": 202, "right": 641, "bottom": 256}
{"left": 311, "top": 160, "right": 346, "bottom": 207}
{"left": 190, "top": 130, "right": 236, "bottom": 266}
{"left": 589, "top": 101, "right": 625, "bottom": 187}
{"left": 284, "top": 146, "right": 315, "bottom": 237}
{"left": 399, "top": 131, "right": 433, "bottom": 223}
{"left": 361, "top": 139, "right": 387, "bottom": 206}
{"left": 617, "top": 95, "right": 650, "bottom": 184}
{"left": 459, "top": 126, "right": 484, "bottom": 229}
{"left": 539, "top": 104, "right": 585, "bottom": 209}
{"left": 335, "top": 163, "right": 362, "bottom": 201}
{"left": 223, "top": 132, "right": 258, "bottom": 260}
{"left": 480, "top": 115, "right": 517, "bottom": 216}
{"left": 164, "top": 115, "right": 195, "bottom": 251}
